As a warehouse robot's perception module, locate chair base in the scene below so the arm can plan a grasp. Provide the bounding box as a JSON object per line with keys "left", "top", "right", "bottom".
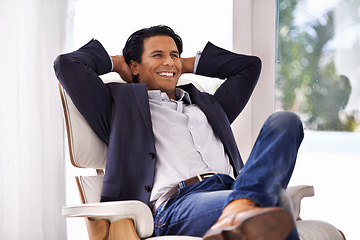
{"left": 108, "top": 218, "right": 141, "bottom": 240}
{"left": 85, "top": 217, "right": 109, "bottom": 240}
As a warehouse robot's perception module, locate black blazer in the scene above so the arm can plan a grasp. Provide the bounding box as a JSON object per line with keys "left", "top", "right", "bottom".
{"left": 54, "top": 39, "right": 261, "bottom": 205}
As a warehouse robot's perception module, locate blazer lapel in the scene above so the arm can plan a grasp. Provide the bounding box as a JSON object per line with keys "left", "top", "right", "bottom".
{"left": 132, "top": 85, "right": 154, "bottom": 137}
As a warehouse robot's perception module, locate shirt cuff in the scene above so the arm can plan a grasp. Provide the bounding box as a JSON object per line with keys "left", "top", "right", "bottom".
{"left": 193, "top": 51, "right": 202, "bottom": 74}
{"left": 109, "top": 54, "right": 114, "bottom": 71}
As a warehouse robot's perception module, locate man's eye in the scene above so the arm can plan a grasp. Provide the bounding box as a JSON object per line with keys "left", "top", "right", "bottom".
{"left": 171, "top": 54, "right": 179, "bottom": 58}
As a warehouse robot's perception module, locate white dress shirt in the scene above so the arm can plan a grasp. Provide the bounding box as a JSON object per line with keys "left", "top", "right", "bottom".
{"left": 148, "top": 88, "right": 234, "bottom": 201}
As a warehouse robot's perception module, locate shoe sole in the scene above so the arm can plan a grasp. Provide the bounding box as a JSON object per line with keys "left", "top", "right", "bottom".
{"left": 203, "top": 207, "right": 294, "bottom": 240}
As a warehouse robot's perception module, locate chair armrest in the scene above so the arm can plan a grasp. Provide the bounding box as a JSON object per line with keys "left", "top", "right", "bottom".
{"left": 286, "top": 185, "right": 315, "bottom": 219}
{"left": 62, "top": 200, "right": 154, "bottom": 238}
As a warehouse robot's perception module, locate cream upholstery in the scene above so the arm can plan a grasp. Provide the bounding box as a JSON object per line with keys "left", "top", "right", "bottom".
{"left": 60, "top": 80, "right": 345, "bottom": 240}
{"left": 286, "top": 185, "right": 315, "bottom": 220}
{"left": 77, "top": 175, "right": 104, "bottom": 203}
{"left": 60, "top": 84, "right": 107, "bottom": 169}
{"left": 297, "top": 221, "right": 344, "bottom": 240}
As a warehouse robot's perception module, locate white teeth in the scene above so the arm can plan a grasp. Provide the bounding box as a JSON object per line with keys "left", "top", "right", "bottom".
{"left": 159, "top": 72, "right": 174, "bottom": 76}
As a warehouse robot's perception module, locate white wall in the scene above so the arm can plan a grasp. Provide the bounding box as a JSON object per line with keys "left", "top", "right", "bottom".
{"left": 232, "top": 0, "right": 276, "bottom": 161}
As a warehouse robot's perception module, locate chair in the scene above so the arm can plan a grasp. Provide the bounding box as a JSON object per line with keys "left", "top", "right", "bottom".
{"left": 59, "top": 79, "right": 345, "bottom": 240}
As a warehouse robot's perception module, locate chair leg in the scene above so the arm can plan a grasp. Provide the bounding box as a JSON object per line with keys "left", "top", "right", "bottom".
{"left": 85, "top": 217, "right": 110, "bottom": 240}
{"left": 108, "top": 218, "right": 141, "bottom": 240}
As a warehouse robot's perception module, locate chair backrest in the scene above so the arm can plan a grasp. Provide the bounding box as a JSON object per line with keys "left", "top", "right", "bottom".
{"left": 59, "top": 84, "right": 107, "bottom": 204}
{"left": 59, "top": 84, "right": 108, "bottom": 170}
{"left": 59, "top": 78, "right": 204, "bottom": 204}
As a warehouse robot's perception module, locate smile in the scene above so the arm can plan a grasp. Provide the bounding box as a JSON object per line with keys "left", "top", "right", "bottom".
{"left": 158, "top": 72, "right": 175, "bottom": 77}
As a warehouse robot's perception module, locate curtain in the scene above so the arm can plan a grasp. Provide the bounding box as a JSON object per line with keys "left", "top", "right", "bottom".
{"left": 0, "top": 0, "right": 69, "bottom": 239}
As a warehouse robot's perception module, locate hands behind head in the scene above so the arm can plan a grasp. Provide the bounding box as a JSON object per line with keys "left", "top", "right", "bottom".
{"left": 111, "top": 55, "right": 133, "bottom": 83}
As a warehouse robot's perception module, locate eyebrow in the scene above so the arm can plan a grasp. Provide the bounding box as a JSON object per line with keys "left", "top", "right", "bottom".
{"left": 150, "top": 50, "right": 180, "bottom": 55}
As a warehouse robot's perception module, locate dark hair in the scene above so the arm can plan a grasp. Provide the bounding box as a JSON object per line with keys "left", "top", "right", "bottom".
{"left": 123, "top": 25, "right": 183, "bottom": 82}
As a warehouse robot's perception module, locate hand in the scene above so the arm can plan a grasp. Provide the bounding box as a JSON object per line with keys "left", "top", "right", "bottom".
{"left": 111, "top": 55, "right": 133, "bottom": 83}
{"left": 181, "top": 57, "right": 196, "bottom": 74}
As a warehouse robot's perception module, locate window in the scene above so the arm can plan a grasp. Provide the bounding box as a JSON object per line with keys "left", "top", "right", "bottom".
{"left": 276, "top": 0, "right": 360, "bottom": 131}
{"left": 276, "top": 0, "right": 360, "bottom": 238}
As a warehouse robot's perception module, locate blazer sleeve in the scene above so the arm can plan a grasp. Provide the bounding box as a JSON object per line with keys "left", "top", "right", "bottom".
{"left": 195, "top": 42, "right": 262, "bottom": 124}
{"left": 53, "top": 39, "right": 113, "bottom": 144}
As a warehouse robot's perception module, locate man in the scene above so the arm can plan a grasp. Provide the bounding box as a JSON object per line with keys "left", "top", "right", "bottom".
{"left": 54, "top": 25, "right": 303, "bottom": 239}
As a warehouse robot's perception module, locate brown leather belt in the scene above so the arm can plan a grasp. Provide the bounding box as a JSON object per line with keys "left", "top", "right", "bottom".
{"left": 151, "top": 172, "right": 216, "bottom": 214}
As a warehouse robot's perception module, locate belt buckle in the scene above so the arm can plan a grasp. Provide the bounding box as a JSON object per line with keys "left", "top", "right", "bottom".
{"left": 196, "top": 171, "right": 216, "bottom": 181}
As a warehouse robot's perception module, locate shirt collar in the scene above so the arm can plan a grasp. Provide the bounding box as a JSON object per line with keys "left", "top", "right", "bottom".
{"left": 148, "top": 88, "right": 192, "bottom": 104}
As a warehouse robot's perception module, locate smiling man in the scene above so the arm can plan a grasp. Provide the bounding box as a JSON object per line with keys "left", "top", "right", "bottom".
{"left": 129, "top": 35, "right": 183, "bottom": 99}
{"left": 112, "top": 29, "right": 195, "bottom": 99}
{"left": 54, "top": 25, "right": 304, "bottom": 240}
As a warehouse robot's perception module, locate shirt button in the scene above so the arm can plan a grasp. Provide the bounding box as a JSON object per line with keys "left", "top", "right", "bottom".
{"left": 149, "top": 152, "right": 155, "bottom": 159}
{"left": 144, "top": 185, "right": 151, "bottom": 192}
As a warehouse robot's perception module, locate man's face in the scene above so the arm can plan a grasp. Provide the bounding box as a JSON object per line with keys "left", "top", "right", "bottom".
{"left": 130, "top": 35, "right": 182, "bottom": 99}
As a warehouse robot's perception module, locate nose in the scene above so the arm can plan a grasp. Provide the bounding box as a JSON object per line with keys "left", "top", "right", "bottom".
{"left": 163, "top": 55, "right": 174, "bottom": 66}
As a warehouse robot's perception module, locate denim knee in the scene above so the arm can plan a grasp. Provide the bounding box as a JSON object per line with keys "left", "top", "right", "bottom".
{"left": 266, "top": 111, "right": 304, "bottom": 140}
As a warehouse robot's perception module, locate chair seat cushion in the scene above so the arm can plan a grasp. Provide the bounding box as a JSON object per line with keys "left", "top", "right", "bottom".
{"left": 296, "top": 220, "right": 344, "bottom": 240}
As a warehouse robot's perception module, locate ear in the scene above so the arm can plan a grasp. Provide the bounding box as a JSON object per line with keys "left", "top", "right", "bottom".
{"left": 130, "top": 60, "right": 139, "bottom": 75}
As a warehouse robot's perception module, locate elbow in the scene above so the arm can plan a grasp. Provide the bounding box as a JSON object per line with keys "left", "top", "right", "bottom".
{"left": 53, "top": 54, "right": 65, "bottom": 83}
{"left": 53, "top": 54, "right": 67, "bottom": 77}
{"left": 53, "top": 53, "right": 78, "bottom": 93}
{"left": 53, "top": 54, "right": 71, "bottom": 75}
{"left": 253, "top": 56, "right": 262, "bottom": 76}
{"left": 53, "top": 53, "right": 77, "bottom": 86}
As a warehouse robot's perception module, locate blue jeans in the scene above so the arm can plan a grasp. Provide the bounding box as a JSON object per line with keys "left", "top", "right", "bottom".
{"left": 154, "top": 111, "right": 304, "bottom": 239}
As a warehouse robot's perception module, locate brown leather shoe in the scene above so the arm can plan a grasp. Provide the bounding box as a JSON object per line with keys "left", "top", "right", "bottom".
{"left": 203, "top": 199, "right": 294, "bottom": 240}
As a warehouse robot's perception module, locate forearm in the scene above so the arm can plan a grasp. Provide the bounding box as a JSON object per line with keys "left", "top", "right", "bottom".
{"left": 196, "top": 42, "right": 261, "bottom": 80}
{"left": 196, "top": 42, "right": 262, "bottom": 123}
{"left": 54, "top": 39, "right": 112, "bottom": 90}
